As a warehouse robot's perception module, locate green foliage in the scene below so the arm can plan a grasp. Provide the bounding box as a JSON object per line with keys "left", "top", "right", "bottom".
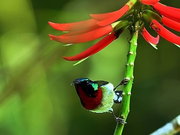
{"left": 0, "top": 0, "right": 180, "bottom": 135}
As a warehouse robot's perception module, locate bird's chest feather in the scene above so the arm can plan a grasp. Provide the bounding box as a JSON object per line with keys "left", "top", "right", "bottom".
{"left": 76, "top": 87, "right": 103, "bottom": 110}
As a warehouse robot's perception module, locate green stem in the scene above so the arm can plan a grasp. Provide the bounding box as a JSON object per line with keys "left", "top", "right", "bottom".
{"left": 113, "top": 26, "right": 139, "bottom": 135}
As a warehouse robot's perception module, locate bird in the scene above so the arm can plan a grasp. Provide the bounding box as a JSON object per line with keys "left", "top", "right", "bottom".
{"left": 73, "top": 78, "right": 128, "bottom": 123}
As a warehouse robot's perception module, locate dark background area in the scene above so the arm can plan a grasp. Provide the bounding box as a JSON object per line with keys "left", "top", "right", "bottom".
{"left": 0, "top": 0, "right": 179, "bottom": 135}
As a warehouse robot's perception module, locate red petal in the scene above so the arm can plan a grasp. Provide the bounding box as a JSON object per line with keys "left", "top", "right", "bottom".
{"left": 48, "top": 19, "right": 99, "bottom": 31}
{"left": 140, "top": 0, "right": 159, "bottom": 5}
{"left": 91, "top": 4, "right": 130, "bottom": 26}
{"left": 90, "top": 5, "right": 128, "bottom": 21}
{"left": 141, "top": 27, "right": 159, "bottom": 45}
{"left": 151, "top": 19, "right": 180, "bottom": 45}
{"left": 161, "top": 16, "right": 180, "bottom": 32}
{"left": 63, "top": 33, "right": 117, "bottom": 61}
{"left": 153, "top": 3, "right": 180, "bottom": 22}
{"left": 49, "top": 25, "right": 113, "bottom": 43}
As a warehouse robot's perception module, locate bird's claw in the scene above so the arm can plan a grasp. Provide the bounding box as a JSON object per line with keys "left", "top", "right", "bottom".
{"left": 115, "top": 117, "right": 127, "bottom": 124}
{"left": 120, "top": 78, "right": 130, "bottom": 85}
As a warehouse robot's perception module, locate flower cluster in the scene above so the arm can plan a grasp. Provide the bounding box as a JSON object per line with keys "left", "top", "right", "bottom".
{"left": 49, "top": 0, "right": 180, "bottom": 61}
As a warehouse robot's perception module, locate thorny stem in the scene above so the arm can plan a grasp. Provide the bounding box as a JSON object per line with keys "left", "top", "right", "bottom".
{"left": 113, "top": 22, "right": 139, "bottom": 135}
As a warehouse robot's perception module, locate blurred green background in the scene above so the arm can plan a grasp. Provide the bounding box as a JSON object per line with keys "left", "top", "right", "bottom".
{"left": 0, "top": 0, "right": 180, "bottom": 135}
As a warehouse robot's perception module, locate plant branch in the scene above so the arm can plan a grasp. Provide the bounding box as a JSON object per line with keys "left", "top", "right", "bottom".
{"left": 113, "top": 24, "right": 139, "bottom": 135}
{"left": 150, "top": 115, "right": 180, "bottom": 135}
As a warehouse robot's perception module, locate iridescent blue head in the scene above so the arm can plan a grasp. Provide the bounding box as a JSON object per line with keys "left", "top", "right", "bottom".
{"left": 73, "top": 78, "right": 89, "bottom": 85}
{"left": 73, "top": 78, "right": 99, "bottom": 97}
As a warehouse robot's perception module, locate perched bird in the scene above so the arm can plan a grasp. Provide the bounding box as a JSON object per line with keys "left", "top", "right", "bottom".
{"left": 73, "top": 78, "right": 126, "bottom": 122}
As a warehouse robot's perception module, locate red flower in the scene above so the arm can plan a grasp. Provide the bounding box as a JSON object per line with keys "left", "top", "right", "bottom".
{"left": 150, "top": 19, "right": 180, "bottom": 45}
{"left": 63, "top": 33, "right": 117, "bottom": 61}
{"left": 141, "top": 27, "right": 159, "bottom": 49}
{"left": 140, "top": 0, "right": 160, "bottom": 5}
{"left": 49, "top": 0, "right": 180, "bottom": 61}
{"left": 153, "top": 2, "right": 180, "bottom": 22}
{"left": 141, "top": 1, "right": 180, "bottom": 47}
{"left": 161, "top": 16, "right": 180, "bottom": 32}
{"left": 49, "top": 1, "right": 134, "bottom": 61}
{"left": 49, "top": 25, "right": 113, "bottom": 44}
